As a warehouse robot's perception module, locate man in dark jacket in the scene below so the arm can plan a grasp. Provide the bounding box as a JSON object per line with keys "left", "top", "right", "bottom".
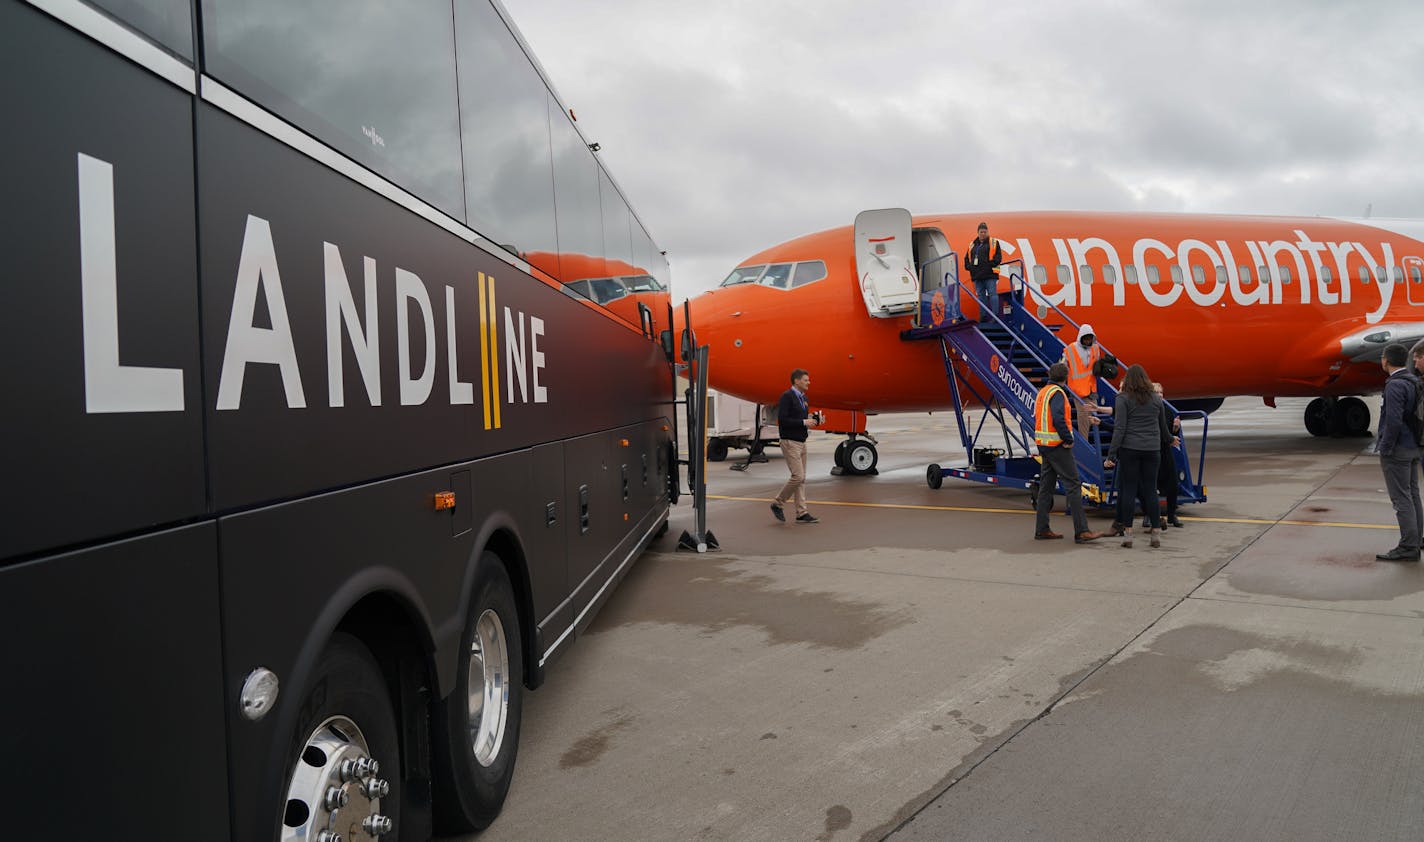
{"left": 1377, "top": 343, "right": 1422, "bottom": 561}
{"left": 1032, "top": 362, "right": 1103, "bottom": 544}
{"left": 964, "top": 221, "right": 1002, "bottom": 319}
{"left": 771, "top": 369, "right": 820, "bottom": 523}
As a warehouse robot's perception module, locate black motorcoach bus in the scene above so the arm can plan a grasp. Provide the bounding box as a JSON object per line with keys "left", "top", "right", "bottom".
{"left": 0, "top": 1, "right": 675, "bottom": 838}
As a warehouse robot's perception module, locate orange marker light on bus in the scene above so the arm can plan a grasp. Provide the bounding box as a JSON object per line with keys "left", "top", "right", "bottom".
{"left": 434, "top": 492, "right": 456, "bottom": 511}
{"left": 620, "top": 438, "right": 630, "bottom": 447}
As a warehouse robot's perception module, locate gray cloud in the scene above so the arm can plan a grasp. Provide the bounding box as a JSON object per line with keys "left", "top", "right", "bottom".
{"left": 505, "top": 0, "right": 1424, "bottom": 298}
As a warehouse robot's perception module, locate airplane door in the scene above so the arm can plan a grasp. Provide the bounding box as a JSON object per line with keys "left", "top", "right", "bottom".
{"left": 1405, "top": 256, "right": 1424, "bottom": 305}
{"left": 854, "top": 208, "right": 919, "bottom": 318}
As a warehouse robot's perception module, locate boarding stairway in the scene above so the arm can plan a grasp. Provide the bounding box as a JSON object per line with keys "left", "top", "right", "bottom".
{"left": 901, "top": 256, "right": 1207, "bottom": 511}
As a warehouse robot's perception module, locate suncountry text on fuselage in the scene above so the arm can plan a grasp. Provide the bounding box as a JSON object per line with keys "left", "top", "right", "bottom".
{"left": 1003, "top": 230, "right": 1413, "bottom": 322}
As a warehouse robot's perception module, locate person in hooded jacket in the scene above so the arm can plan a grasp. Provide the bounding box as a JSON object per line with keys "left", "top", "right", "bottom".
{"left": 1103, "top": 364, "right": 1172, "bottom": 549}
{"left": 1063, "top": 323, "right": 1107, "bottom": 437}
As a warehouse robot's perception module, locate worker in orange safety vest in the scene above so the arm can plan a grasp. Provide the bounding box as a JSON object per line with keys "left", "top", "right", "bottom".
{"left": 1063, "top": 323, "right": 1107, "bottom": 437}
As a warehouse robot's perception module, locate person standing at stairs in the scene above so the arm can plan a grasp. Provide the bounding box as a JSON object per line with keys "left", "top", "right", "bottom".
{"left": 1144, "top": 381, "right": 1184, "bottom": 528}
{"left": 1374, "top": 343, "right": 1422, "bottom": 562}
{"left": 964, "top": 222, "right": 1002, "bottom": 320}
{"left": 1033, "top": 362, "right": 1104, "bottom": 544}
{"left": 1103, "top": 364, "right": 1172, "bottom": 548}
{"left": 1063, "top": 324, "right": 1108, "bottom": 438}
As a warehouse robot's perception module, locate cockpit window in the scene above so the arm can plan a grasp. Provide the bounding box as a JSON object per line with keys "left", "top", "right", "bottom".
{"left": 589, "top": 277, "right": 627, "bottom": 304}
{"left": 720, "top": 264, "right": 767, "bottom": 286}
{"left": 760, "top": 264, "right": 793, "bottom": 289}
{"left": 790, "top": 260, "right": 827, "bottom": 287}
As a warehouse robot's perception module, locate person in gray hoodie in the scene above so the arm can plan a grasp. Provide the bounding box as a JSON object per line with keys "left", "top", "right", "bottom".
{"left": 1103, "top": 364, "right": 1172, "bottom": 548}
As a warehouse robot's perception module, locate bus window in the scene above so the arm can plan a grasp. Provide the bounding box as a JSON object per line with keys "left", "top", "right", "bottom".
{"left": 92, "top": 0, "right": 194, "bottom": 58}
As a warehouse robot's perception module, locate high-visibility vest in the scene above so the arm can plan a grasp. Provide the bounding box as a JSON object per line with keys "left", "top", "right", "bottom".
{"left": 1063, "top": 342, "right": 1102, "bottom": 397}
{"left": 1034, "top": 383, "right": 1071, "bottom": 447}
{"left": 969, "top": 237, "right": 1001, "bottom": 276}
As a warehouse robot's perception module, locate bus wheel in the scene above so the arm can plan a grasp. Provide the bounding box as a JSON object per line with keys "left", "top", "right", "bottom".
{"left": 707, "top": 438, "right": 729, "bottom": 462}
{"left": 281, "top": 633, "right": 399, "bottom": 841}
{"left": 434, "top": 553, "right": 524, "bottom": 832}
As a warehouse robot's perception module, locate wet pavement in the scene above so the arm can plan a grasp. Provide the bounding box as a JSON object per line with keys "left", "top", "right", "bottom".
{"left": 454, "top": 396, "right": 1424, "bottom": 842}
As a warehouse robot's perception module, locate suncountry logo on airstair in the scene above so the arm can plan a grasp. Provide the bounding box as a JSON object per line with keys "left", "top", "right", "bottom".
{"left": 989, "top": 354, "right": 1036, "bottom": 413}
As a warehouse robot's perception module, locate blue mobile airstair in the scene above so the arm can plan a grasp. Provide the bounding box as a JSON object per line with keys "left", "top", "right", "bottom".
{"left": 900, "top": 255, "right": 1208, "bottom": 511}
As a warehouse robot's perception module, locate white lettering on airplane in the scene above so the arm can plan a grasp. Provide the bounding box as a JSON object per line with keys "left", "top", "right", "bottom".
{"left": 1002, "top": 231, "right": 1411, "bottom": 325}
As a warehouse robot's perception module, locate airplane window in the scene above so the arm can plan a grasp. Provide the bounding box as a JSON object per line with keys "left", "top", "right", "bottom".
{"left": 1322, "top": 266, "right": 1334, "bottom": 284}
{"left": 1258, "top": 265, "right": 1270, "bottom": 284}
{"left": 760, "top": 263, "right": 793, "bottom": 289}
{"left": 1359, "top": 266, "right": 1371, "bottom": 285}
{"left": 720, "top": 264, "right": 767, "bottom": 286}
{"left": 1377, "top": 265, "right": 1389, "bottom": 283}
{"left": 1124, "top": 265, "right": 1138, "bottom": 285}
{"left": 1238, "top": 265, "right": 1253, "bottom": 284}
{"left": 1102, "top": 266, "right": 1117, "bottom": 285}
{"left": 1033, "top": 264, "right": 1049, "bottom": 285}
{"left": 1279, "top": 265, "right": 1293, "bottom": 285}
{"left": 565, "top": 279, "right": 593, "bottom": 299}
{"left": 1215, "top": 266, "right": 1228, "bottom": 284}
{"left": 1080, "top": 265, "right": 1094, "bottom": 285}
{"left": 1411, "top": 266, "right": 1423, "bottom": 284}
{"left": 1056, "top": 265, "right": 1072, "bottom": 287}
{"left": 791, "top": 261, "right": 828, "bottom": 287}
{"left": 1391, "top": 266, "right": 1405, "bottom": 283}
{"left": 1169, "top": 265, "right": 1184, "bottom": 285}
{"left": 1147, "top": 266, "right": 1160, "bottom": 286}
{"left": 1192, "top": 265, "right": 1207, "bottom": 285}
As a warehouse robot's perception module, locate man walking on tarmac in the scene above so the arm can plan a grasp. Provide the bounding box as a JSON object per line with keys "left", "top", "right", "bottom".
{"left": 771, "top": 369, "right": 821, "bottom": 524}
{"left": 1033, "top": 362, "right": 1104, "bottom": 543}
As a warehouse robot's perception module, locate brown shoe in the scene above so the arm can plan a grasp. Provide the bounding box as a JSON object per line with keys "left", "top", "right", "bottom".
{"left": 1107, "top": 522, "right": 1126, "bottom": 537}
{"left": 1075, "top": 531, "right": 1104, "bottom": 544}
{"left": 1149, "top": 528, "right": 1161, "bottom": 548}
{"left": 1035, "top": 530, "right": 1064, "bottom": 540}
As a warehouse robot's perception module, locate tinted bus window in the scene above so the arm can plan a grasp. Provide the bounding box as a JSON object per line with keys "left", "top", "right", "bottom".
{"left": 550, "top": 102, "right": 604, "bottom": 282}
{"left": 201, "top": 0, "right": 465, "bottom": 218}
{"left": 89, "top": 0, "right": 193, "bottom": 58}
{"left": 455, "top": 0, "right": 557, "bottom": 274}
{"left": 600, "top": 170, "right": 633, "bottom": 272}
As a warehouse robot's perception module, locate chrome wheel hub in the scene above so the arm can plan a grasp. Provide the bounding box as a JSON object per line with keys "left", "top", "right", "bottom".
{"left": 282, "top": 715, "right": 394, "bottom": 841}
{"left": 468, "top": 608, "right": 511, "bottom": 766}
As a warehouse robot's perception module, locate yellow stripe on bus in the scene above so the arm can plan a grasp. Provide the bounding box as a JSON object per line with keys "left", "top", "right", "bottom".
{"left": 488, "top": 275, "right": 501, "bottom": 430}
{"left": 478, "top": 272, "right": 491, "bottom": 430}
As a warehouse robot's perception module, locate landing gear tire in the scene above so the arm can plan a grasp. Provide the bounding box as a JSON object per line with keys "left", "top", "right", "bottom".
{"left": 926, "top": 463, "right": 943, "bottom": 490}
{"left": 433, "top": 552, "right": 524, "bottom": 833}
{"left": 281, "top": 633, "right": 400, "bottom": 842}
{"left": 1333, "top": 397, "right": 1370, "bottom": 437}
{"left": 833, "top": 441, "right": 848, "bottom": 469}
{"left": 1304, "top": 398, "right": 1329, "bottom": 437}
{"left": 707, "top": 439, "right": 729, "bottom": 462}
{"left": 844, "top": 440, "right": 879, "bottom": 475}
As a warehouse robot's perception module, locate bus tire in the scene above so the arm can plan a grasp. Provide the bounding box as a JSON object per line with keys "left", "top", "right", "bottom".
{"left": 433, "top": 552, "right": 524, "bottom": 832}
{"left": 281, "top": 633, "right": 401, "bottom": 841}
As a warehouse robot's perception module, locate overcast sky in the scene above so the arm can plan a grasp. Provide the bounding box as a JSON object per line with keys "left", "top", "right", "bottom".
{"left": 503, "top": 0, "right": 1424, "bottom": 300}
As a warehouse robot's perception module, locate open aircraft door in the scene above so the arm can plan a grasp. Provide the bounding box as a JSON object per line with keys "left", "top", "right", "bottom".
{"left": 855, "top": 208, "right": 919, "bottom": 317}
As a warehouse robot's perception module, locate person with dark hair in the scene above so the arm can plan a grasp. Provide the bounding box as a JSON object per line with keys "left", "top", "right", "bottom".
{"left": 770, "top": 368, "right": 820, "bottom": 524}
{"left": 1032, "top": 362, "right": 1103, "bottom": 544}
{"left": 964, "top": 222, "right": 1002, "bottom": 319}
{"left": 1376, "top": 343, "right": 1421, "bottom": 561}
{"left": 1103, "top": 364, "right": 1171, "bottom": 548}
{"left": 1411, "top": 338, "right": 1424, "bottom": 377}
{"left": 1143, "top": 381, "right": 1184, "bottom": 528}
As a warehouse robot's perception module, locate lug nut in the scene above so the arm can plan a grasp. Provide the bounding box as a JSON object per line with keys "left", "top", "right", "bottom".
{"left": 361, "top": 777, "right": 390, "bottom": 799}
{"left": 324, "top": 785, "right": 349, "bottom": 810}
{"left": 316, "top": 832, "right": 343, "bottom": 842}
{"left": 363, "top": 815, "right": 394, "bottom": 836}
{"left": 339, "top": 759, "right": 361, "bottom": 781}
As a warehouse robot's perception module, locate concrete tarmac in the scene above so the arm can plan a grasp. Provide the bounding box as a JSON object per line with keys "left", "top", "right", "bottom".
{"left": 453, "top": 397, "right": 1424, "bottom": 842}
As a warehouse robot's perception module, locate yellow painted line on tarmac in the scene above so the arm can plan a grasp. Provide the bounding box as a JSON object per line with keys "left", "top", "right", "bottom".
{"left": 707, "top": 495, "right": 1393, "bottom": 530}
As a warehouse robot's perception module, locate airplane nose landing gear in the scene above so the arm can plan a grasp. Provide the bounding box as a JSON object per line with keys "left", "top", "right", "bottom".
{"left": 832, "top": 435, "right": 879, "bottom": 476}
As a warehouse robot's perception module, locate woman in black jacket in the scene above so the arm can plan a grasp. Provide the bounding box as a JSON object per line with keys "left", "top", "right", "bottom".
{"left": 1145, "top": 382, "right": 1184, "bottom": 528}
{"left": 1104, "top": 365, "right": 1172, "bottom": 548}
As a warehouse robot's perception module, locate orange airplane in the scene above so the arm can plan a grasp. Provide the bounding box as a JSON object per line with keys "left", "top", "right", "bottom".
{"left": 683, "top": 208, "right": 1424, "bottom": 472}
{"left": 525, "top": 251, "right": 671, "bottom": 336}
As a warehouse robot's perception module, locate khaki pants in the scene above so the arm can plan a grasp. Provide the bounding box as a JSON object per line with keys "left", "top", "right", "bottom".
{"left": 1070, "top": 390, "right": 1098, "bottom": 438}
{"left": 776, "top": 439, "right": 809, "bottom": 515}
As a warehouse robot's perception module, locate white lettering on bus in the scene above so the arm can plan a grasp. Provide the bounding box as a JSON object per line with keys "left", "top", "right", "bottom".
{"left": 217, "top": 214, "right": 306, "bottom": 410}
{"left": 446, "top": 286, "right": 474, "bottom": 405}
{"left": 396, "top": 268, "right": 435, "bottom": 406}
{"left": 78, "top": 153, "right": 184, "bottom": 414}
{"left": 503, "top": 308, "right": 549, "bottom": 404}
{"left": 324, "top": 244, "right": 381, "bottom": 407}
